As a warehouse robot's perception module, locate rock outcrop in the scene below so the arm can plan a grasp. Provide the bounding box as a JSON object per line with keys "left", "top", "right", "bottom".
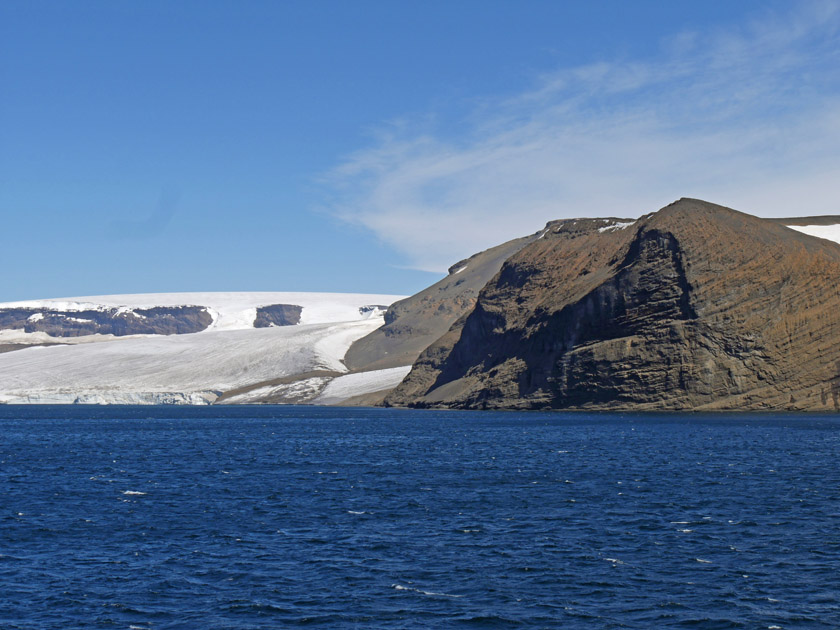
{"left": 0, "top": 305, "right": 212, "bottom": 337}
{"left": 344, "top": 233, "right": 537, "bottom": 372}
{"left": 386, "top": 199, "right": 840, "bottom": 411}
{"left": 253, "top": 304, "right": 303, "bottom": 327}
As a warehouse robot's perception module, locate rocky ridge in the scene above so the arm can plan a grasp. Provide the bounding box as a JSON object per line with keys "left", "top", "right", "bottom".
{"left": 385, "top": 199, "right": 840, "bottom": 411}
{"left": 344, "top": 233, "right": 537, "bottom": 373}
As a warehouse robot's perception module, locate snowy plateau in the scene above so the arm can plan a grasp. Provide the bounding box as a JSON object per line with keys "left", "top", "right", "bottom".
{"left": 0, "top": 292, "right": 408, "bottom": 405}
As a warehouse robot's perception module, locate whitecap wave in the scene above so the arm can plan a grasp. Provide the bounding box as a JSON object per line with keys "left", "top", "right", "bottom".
{"left": 391, "top": 584, "right": 463, "bottom": 598}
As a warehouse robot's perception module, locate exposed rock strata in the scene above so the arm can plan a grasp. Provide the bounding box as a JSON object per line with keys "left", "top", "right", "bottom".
{"left": 0, "top": 306, "right": 212, "bottom": 337}
{"left": 386, "top": 199, "right": 840, "bottom": 411}
{"left": 253, "top": 304, "right": 303, "bottom": 327}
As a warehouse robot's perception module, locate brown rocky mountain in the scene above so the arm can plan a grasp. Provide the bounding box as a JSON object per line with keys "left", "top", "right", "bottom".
{"left": 344, "top": 232, "right": 536, "bottom": 372}
{"left": 385, "top": 198, "right": 840, "bottom": 411}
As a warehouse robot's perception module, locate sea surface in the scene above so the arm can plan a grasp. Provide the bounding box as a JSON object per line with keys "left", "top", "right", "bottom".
{"left": 1, "top": 406, "right": 838, "bottom": 629}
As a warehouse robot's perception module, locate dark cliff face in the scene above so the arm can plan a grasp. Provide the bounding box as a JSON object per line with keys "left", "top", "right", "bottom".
{"left": 0, "top": 306, "right": 212, "bottom": 337}
{"left": 386, "top": 199, "right": 840, "bottom": 411}
{"left": 253, "top": 304, "right": 303, "bottom": 328}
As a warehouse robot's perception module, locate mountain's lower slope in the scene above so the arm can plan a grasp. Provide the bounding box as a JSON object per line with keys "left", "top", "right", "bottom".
{"left": 386, "top": 199, "right": 840, "bottom": 411}
{"left": 344, "top": 233, "right": 536, "bottom": 372}
{"left": 0, "top": 292, "right": 405, "bottom": 405}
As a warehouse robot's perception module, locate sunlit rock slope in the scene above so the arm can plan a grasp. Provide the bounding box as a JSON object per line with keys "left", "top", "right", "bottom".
{"left": 386, "top": 200, "right": 840, "bottom": 411}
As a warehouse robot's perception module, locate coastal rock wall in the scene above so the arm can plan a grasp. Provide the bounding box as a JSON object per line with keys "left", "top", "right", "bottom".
{"left": 386, "top": 199, "right": 840, "bottom": 411}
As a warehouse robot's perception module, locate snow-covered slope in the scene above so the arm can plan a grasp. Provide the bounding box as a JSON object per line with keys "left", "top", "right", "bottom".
{"left": 313, "top": 366, "right": 413, "bottom": 405}
{"left": 218, "top": 366, "right": 414, "bottom": 406}
{"left": 0, "top": 292, "right": 406, "bottom": 405}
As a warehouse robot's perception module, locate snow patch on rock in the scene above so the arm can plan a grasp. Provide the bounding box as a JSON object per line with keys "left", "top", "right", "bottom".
{"left": 786, "top": 224, "right": 840, "bottom": 245}
{"left": 598, "top": 220, "right": 636, "bottom": 233}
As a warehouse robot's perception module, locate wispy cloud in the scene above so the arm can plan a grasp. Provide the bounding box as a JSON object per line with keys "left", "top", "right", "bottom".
{"left": 326, "top": 2, "right": 840, "bottom": 273}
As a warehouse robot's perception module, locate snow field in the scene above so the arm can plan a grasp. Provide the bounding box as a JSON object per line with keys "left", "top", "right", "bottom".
{"left": 0, "top": 292, "right": 408, "bottom": 405}
{"left": 313, "top": 366, "right": 413, "bottom": 405}
{"left": 786, "top": 224, "right": 840, "bottom": 245}
{"left": 0, "top": 291, "right": 405, "bottom": 334}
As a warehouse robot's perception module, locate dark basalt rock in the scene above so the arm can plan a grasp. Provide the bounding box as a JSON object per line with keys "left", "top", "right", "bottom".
{"left": 253, "top": 304, "right": 302, "bottom": 328}
{"left": 0, "top": 306, "right": 212, "bottom": 337}
{"left": 386, "top": 199, "right": 840, "bottom": 411}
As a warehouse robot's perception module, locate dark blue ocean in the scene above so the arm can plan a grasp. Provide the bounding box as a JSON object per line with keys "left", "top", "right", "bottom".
{"left": 1, "top": 407, "right": 838, "bottom": 629}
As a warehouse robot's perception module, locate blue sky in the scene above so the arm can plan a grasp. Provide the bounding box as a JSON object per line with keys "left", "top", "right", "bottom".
{"left": 2, "top": 1, "right": 838, "bottom": 301}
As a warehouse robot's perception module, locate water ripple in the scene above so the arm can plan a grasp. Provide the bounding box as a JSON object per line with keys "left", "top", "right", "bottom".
{"left": 0, "top": 407, "right": 838, "bottom": 628}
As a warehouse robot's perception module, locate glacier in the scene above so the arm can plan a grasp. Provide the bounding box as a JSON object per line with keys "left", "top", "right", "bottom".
{"left": 0, "top": 292, "right": 407, "bottom": 405}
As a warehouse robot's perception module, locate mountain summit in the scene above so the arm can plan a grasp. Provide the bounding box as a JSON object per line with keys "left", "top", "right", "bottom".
{"left": 386, "top": 199, "right": 840, "bottom": 411}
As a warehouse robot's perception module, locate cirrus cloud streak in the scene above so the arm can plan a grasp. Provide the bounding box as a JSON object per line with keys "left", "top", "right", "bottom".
{"left": 327, "top": 2, "right": 840, "bottom": 272}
